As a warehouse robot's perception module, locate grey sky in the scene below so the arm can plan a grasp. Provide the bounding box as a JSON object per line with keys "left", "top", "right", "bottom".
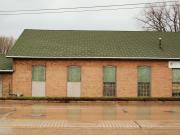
{"left": 0, "top": 0, "right": 174, "bottom": 38}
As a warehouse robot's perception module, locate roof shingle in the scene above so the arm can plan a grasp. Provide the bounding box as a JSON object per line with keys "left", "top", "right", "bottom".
{"left": 7, "top": 29, "right": 180, "bottom": 59}
{"left": 0, "top": 54, "right": 12, "bottom": 72}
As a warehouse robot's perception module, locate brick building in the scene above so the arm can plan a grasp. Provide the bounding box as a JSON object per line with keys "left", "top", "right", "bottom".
{"left": 2, "top": 29, "right": 180, "bottom": 97}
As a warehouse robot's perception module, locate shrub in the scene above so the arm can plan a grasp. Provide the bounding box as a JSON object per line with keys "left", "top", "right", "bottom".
{"left": 0, "top": 96, "right": 179, "bottom": 101}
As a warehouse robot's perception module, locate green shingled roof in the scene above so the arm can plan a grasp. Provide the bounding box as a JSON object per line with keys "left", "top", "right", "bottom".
{"left": 0, "top": 54, "right": 12, "bottom": 72}
{"left": 7, "top": 29, "right": 180, "bottom": 59}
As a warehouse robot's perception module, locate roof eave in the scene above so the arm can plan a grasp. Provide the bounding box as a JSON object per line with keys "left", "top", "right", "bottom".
{"left": 0, "top": 70, "right": 13, "bottom": 73}
{"left": 6, "top": 55, "right": 180, "bottom": 60}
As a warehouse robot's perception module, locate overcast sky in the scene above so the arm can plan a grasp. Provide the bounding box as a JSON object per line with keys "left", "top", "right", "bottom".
{"left": 0, "top": 0, "right": 175, "bottom": 38}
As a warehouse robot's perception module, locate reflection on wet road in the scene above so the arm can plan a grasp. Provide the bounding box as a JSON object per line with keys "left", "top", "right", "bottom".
{"left": 0, "top": 102, "right": 180, "bottom": 134}
{"left": 1, "top": 103, "right": 179, "bottom": 121}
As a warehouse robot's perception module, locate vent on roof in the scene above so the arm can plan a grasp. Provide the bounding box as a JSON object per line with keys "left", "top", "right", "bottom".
{"left": 158, "top": 37, "right": 162, "bottom": 49}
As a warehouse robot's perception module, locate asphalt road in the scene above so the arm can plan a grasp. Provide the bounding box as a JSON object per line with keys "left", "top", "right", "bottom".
{"left": 0, "top": 102, "right": 180, "bottom": 134}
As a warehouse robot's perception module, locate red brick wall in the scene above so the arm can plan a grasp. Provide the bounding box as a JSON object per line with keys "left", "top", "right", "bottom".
{"left": 12, "top": 59, "right": 172, "bottom": 97}
{"left": 2, "top": 74, "right": 12, "bottom": 97}
{"left": 151, "top": 62, "right": 172, "bottom": 97}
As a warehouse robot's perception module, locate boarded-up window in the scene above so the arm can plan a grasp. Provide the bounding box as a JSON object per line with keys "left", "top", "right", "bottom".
{"left": 172, "top": 69, "right": 180, "bottom": 97}
{"left": 138, "top": 67, "right": 151, "bottom": 82}
{"left": 103, "top": 66, "right": 116, "bottom": 96}
{"left": 32, "top": 66, "right": 46, "bottom": 82}
{"left": 68, "top": 66, "right": 81, "bottom": 82}
{"left": 103, "top": 66, "right": 116, "bottom": 83}
{"left": 138, "top": 66, "right": 151, "bottom": 97}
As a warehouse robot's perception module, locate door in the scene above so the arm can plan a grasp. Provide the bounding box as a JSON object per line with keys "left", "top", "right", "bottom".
{"left": 67, "top": 66, "right": 81, "bottom": 97}
{"left": 103, "top": 66, "right": 116, "bottom": 96}
{"left": 32, "top": 65, "right": 46, "bottom": 97}
{"left": 0, "top": 75, "right": 2, "bottom": 97}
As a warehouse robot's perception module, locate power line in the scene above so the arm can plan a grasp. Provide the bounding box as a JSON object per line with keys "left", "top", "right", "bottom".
{"left": 0, "top": 2, "right": 178, "bottom": 16}
{"left": 0, "top": 5, "right": 177, "bottom": 16}
{"left": 0, "top": 1, "right": 177, "bottom": 13}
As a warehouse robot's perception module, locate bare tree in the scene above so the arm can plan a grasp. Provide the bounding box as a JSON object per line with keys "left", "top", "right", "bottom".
{"left": 137, "top": 2, "right": 180, "bottom": 32}
{"left": 0, "top": 36, "right": 15, "bottom": 54}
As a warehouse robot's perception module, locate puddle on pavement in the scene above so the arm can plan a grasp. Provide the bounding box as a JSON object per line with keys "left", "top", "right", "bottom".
{"left": 0, "top": 108, "right": 16, "bottom": 116}
{"left": 31, "top": 105, "right": 47, "bottom": 118}
{"left": 164, "top": 110, "right": 180, "bottom": 114}
{"left": 1, "top": 103, "right": 180, "bottom": 122}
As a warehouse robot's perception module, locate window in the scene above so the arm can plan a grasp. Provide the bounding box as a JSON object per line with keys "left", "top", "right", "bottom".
{"left": 137, "top": 66, "right": 151, "bottom": 97}
{"left": 32, "top": 65, "right": 46, "bottom": 82}
{"left": 103, "top": 66, "right": 116, "bottom": 96}
{"left": 172, "top": 69, "right": 180, "bottom": 97}
{"left": 0, "top": 75, "right": 2, "bottom": 97}
{"left": 68, "top": 66, "right": 81, "bottom": 82}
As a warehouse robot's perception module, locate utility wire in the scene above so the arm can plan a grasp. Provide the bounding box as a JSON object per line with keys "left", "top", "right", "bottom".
{"left": 0, "top": 5, "right": 176, "bottom": 16}
{"left": 0, "top": 1, "right": 177, "bottom": 13}
{"left": 0, "top": 2, "right": 178, "bottom": 16}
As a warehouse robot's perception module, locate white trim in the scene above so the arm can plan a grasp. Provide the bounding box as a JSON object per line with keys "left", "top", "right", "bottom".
{"left": 6, "top": 55, "right": 180, "bottom": 60}
{"left": 0, "top": 70, "right": 13, "bottom": 72}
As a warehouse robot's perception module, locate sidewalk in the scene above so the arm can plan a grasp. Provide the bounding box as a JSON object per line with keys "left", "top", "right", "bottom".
{"left": 1, "top": 119, "right": 180, "bottom": 129}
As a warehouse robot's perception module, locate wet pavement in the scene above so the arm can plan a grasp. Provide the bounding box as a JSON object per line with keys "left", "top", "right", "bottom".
{"left": 0, "top": 102, "right": 180, "bottom": 134}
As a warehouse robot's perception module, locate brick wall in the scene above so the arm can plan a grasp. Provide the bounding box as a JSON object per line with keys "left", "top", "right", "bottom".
{"left": 12, "top": 59, "right": 172, "bottom": 97}
{"left": 2, "top": 74, "right": 12, "bottom": 97}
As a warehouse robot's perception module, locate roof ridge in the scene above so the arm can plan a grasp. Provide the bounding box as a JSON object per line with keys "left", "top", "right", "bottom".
{"left": 24, "top": 29, "right": 178, "bottom": 33}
